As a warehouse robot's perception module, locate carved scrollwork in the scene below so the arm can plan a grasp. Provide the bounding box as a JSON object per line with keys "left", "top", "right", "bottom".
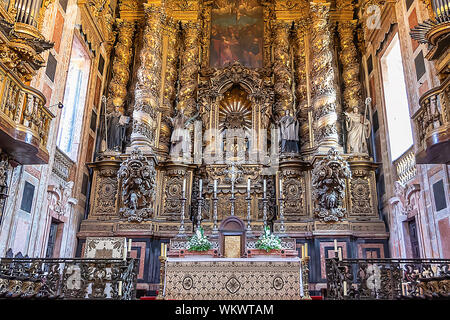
{"left": 312, "top": 148, "right": 351, "bottom": 222}
{"left": 117, "top": 149, "right": 157, "bottom": 222}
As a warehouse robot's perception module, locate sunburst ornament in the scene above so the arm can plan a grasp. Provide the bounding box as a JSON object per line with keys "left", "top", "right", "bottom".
{"left": 218, "top": 87, "right": 252, "bottom": 133}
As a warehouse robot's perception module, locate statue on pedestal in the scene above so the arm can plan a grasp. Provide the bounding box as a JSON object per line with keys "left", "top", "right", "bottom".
{"left": 278, "top": 110, "right": 299, "bottom": 154}
{"left": 106, "top": 106, "right": 130, "bottom": 152}
{"left": 345, "top": 106, "right": 371, "bottom": 154}
{"left": 168, "top": 110, "right": 198, "bottom": 158}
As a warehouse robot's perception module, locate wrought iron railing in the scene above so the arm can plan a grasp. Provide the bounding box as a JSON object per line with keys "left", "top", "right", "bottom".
{"left": 0, "top": 258, "right": 137, "bottom": 300}
{"left": 393, "top": 146, "right": 417, "bottom": 185}
{"left": 325, "top": 258, "right": 450, "bottom": 300}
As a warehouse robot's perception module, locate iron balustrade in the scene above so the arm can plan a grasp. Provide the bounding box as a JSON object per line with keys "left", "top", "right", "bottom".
{"left": 0, "top": 257, "right": 137, "bottom": 300}
{"left": 325, "top": 258, "right": 450, "bottom": 300}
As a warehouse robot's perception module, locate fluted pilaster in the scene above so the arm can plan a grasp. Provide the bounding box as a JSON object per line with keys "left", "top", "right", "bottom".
{"left": 309, "top": 2, "right": 340, "bottom": 150}
{"left": 107, "top": 19, "right": 135, "bottom": 114}
{"left": 273, "top": 20, "right": 294, "bottom": 119}
{"left": 131, "top": 4, "right": 164, "bottom": 150}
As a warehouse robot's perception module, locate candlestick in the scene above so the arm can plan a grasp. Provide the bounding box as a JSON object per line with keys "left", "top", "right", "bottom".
{"left": 279, "top": 178, "right": 283, "bottom": 196}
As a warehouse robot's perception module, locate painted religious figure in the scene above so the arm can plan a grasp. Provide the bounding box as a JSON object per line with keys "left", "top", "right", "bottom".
{"left": 210, "top": 0, "right": 263, "bottom": 68}
{"left": 106, "top": 106, "right": 130, "bottom": 152}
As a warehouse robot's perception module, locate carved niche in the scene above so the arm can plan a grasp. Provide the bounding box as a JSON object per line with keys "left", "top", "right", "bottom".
{"left": 117, "top": 148, "right": 157, "bottom": 222}
{"left": 312, "top": 148, "right": 352, "bottom": 222}
{"left": 161, "top": 169, "right": 187, "bottom": 221}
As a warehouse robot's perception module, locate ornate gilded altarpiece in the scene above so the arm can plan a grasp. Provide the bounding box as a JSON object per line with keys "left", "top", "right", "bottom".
{"left": 77, "top": 0, "right": 390, "bottom": 292}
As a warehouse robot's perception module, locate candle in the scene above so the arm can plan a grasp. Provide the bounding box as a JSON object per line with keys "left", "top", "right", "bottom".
{"left": 338, "top": 247, "right": 342, "bottom": 261}
{"left": 183, "top": 178, "right": 186, "bottom": 195}
{"left": 279, "top": 179, "right": 283, "bottom": 196}
{"left": 214, "top": 179, "right": 217, "bottom": 194}
{"left": 161, "top": 242, "right": 164, "bottom": 257}
{"left": 263, "top": 179, "right": 266, "bottom": 194}
{"left": 118, "top": 281, "right": 122, "bottom": 296}
{"left": 123, "top": 240, "right": 127, "bottom": 260}
{"left": 334, "top": 239, "right": 338, "bottom": 253}
{"left": 247, "top": 178, "right": 251, "bottom": 195}
{"left": 305, "top": 243, "right": 308, "bottom": 257}
{"left": 164, "top": 244, "right": 167, "bottom": 257}
{"left": 199, "top": 179, "right": 203, "bottom": 195}
{"left": 343, "top": 281, "right": 347, "bottom": 296}
{"left": 301, "top": 245, "right": 305, "bottom": 259}
{"left": 128, "top": 239, "right": 132, "bottom": 253}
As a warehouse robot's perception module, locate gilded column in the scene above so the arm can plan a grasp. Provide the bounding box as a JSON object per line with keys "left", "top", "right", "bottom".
{"left": 159, "top": 18, "right": 180, "bottom": 156}
{"left": 338, "top": 19, "right": 363, "bottom": 113}
{"left": 107, "top": 19, "right": 135, "bottom": 114}
{"left": 293, "top": 18, "right": 310, "bottom": 150}
{"left": 177, "top": 21, "right": 200, "bottom": 119}
{"left": 273, "top": 20, "right": 294, "bottom": 119}
{"left": 309, "top": 1, "right": 340, "bottom": 150}
{"left": 131, "top": 4, "right": 163, "bottom": 150}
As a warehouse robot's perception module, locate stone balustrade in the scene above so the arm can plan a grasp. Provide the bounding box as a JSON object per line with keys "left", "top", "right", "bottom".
{"left": 393, "top": 146, "right": 417, "bottom": 185}
{"left": 0, "top": 62, "right": 54, "bottom": 164}
{"left": 411, "top": 77, "right": 449, "bottom": 163}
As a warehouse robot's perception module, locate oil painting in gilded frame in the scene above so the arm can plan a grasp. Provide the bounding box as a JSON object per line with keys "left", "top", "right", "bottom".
{"left": 209, "top": 0, "right": 264, "bottom": 68}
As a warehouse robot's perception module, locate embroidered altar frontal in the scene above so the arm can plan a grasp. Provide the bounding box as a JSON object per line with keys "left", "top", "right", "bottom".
{"left": 164, "top": 257, "right": 302, "bottom": 300}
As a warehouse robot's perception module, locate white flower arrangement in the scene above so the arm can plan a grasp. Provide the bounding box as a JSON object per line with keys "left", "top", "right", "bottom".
{"left": 256, "top": 226, "right": 282, "bottom": 252}
{"left": 187, "top": 227, "right": 212, "bottom": 252}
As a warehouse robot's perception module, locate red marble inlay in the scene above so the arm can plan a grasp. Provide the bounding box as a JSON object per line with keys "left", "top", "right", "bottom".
{"left": 52, "top": 10, "right": 65, "bottom": 54}
{"left": 129, "top": 242, "right": 147, "bottom": 280}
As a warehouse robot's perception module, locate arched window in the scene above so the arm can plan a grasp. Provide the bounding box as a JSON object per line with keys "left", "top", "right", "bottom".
{"left": 56, "top": 35, "right": 91, "bottom": 161}
{"left": 380, "top": 33, "right": 414, "bottom": 161}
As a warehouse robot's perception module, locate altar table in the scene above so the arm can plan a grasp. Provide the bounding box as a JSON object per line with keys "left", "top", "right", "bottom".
{"left": 163, "top": 256, "right": 304, "bottom": 300}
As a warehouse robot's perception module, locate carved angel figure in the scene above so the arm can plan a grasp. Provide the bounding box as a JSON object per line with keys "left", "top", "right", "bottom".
{"left": 117, "top": 148, "right": 156, "bottom": 222}
{"left": 312, "top": 148, "right": 352, "bottom": 222}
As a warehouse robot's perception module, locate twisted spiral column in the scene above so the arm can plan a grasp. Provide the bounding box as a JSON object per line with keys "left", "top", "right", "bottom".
{"left": 293, "top": 18, "right": 310, "bottom": 149}
{"left": 107, "top": 19, "right": 135, "bottom": 114}
{"left": 131, "top": 4, "right": 163, "bottom": 150}
{"left": 309, "top": 2, "right": 340, "bottom": 150}
{"left": 177, "top": 21, "right": 200, "bottom": 119}
{"left": 159, "top": 18, "right": 180, "bottom": 155}
{"left": 273, "top": 20, "right": 294, "bottom": 119}
{"left": 338, "top": 20, "right": 363, "bottom": 113}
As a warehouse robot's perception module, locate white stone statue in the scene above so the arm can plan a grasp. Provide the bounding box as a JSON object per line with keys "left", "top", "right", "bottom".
{"left": 345, "top": 107, "right": 371, "bottom": 154}
{"left": 169, "top": 110, "right": 198, "bottom": 158}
